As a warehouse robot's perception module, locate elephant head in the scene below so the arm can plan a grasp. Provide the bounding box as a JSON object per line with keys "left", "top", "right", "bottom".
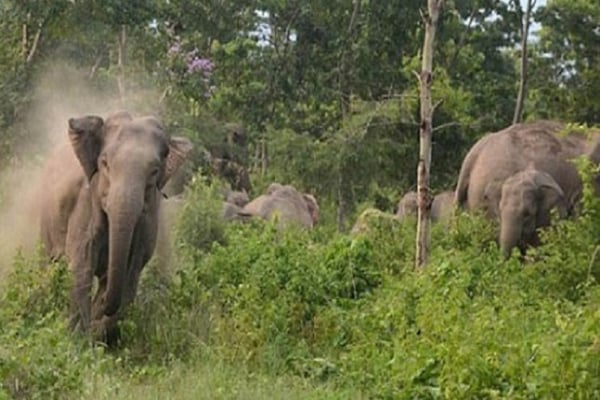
{"left": 225, "top": 190, "right": 250, "bottom": 208}
{"left": 498, "top": 167, "right": 568, "bottom": 258}
{"left": 68, "top": 113, "right": 192, "bottom": 318}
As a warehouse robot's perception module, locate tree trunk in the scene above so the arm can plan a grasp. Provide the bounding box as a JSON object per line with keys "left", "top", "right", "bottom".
{"left": 117, "top": 25, "right": 127, "bottom": 105}
{"left": 512, "top": 0, "right": 536, "bottom": 124}
{"left": 260, "top": 137, "right": 268, "bottom": 177}
{"left": 415, "top": 0, "right": 444, "bottom": 269}
{"left": 336, "top": 171, "right": 347, "bottom": 231}
{"left": 338, "top": 0, "right": 362, "bottom": 118}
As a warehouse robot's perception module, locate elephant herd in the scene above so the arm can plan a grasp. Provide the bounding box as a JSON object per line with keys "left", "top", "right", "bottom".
{"left": 357, "top": 120, "right": 600, "bottom": 259}
{"left": 36, "top": 111, "right": 599, "bottom": 346}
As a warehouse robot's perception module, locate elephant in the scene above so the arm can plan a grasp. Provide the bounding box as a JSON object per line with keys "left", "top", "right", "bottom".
{"left": 222, "top": 189, "right": 250, "bottom": 221}
{"left": 39, "top": 111, "right": 192, "bottom": 344}
{"left": 395, "top": 191, "right": 417, "bottom": 220}
{"left": 225, "top": 189, "right": 249, "bottom": 208}
{"left": 162, "top": 123, "right": 250, "bottom": 197}
{"left": 431, "top": 190, "right": 454, "bottom": 222}
{"left": 240, "top": 183, "right": 319, "bottom": 228}
{"left": 455, "top": 120, "right": 600, "bottom": 219}
{"left": 498, "top": 166, "right": 568, "bottom": 257}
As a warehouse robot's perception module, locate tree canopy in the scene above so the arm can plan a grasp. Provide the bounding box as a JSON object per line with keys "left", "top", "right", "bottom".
{"left": 0, "top": 0, "right": 597, "bottom": 225}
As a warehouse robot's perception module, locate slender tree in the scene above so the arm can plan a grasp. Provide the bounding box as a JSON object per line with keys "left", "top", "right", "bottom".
{"left": 513, "top": 0, "right": 536, "bottom": 124}
{"left": 416, "top": 0, "right": 444, "bottom": 269}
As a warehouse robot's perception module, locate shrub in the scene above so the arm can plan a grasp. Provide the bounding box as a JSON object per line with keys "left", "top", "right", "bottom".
{"left": 0, "top": 251, "right": 102, "bottom": 399}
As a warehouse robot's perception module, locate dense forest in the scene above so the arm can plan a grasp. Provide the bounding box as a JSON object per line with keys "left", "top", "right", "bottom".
{"left": 1, "top": 0, "right": 598, "bottom": 222}
{"left": 0, "top": 0, "right": 599, "bottom": 398}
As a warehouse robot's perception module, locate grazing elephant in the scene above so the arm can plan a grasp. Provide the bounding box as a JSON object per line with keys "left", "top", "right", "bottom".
{"left": 499, "top": 167, "right": 568, "bottom": 257}
{"left": 431, "top": 191, "right": 454, "bottom": 222}
{"left": 39, "top": 111, "right": 192, "bottom": 344}
{"left": 395, "top": 191, "right": 417, "bottom": 220}
{"left": 455, "top": 120, "right": 600, "bottom": 218}
{"left": 240, "top": 183, "right": 319, "bottom": 228}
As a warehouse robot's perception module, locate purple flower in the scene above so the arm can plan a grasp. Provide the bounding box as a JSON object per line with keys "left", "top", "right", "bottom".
{"left": 187, "top": 56, "right": 215, "bottom": 74}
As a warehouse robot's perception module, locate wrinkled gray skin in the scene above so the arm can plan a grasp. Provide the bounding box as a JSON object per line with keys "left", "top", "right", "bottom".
{"left": 395, "top": 191, "right": 417, "bottom": 220}
{"left": 39, "top": 111, "right": 192, "bottom": 345}
{"left": 240, "top": 183, "right": 320, "bottom": 228}
{"left": 499, "top": 168, "right": 568, "bottom": 257}
{"left": 431, "top": 191, "right": 454, "bottom": 222}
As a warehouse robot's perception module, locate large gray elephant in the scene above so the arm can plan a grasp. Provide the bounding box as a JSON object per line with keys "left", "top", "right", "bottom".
{"left": 455, "top": 120, "right": 600, "bottom": 219}
{"left": 240, "top": 183, "right": 319, "bottom": 229}
{"left": 498, "top": 167, "right": 568, "bottom": 257}
{"left": 39, "top": 111, "right": 192, "bottom": 344}
{"left": 454, "top": 120, "right": 599, "bottom": 256}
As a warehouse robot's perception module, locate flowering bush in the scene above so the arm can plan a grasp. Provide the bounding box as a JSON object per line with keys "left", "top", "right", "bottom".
{"left": 166, "top": 39, "right": 216, "bottom": 100}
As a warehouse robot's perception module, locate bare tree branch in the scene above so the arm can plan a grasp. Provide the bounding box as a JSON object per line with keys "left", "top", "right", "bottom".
{"left": 513, "top": 0, "right": 536, "bottom": 123}
{"left": 416, "top": 0, "right": 445, "bottom": 269}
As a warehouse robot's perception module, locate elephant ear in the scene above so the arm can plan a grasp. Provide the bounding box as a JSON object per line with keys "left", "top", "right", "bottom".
{"left": 68, "top": 115, "right": 105, "bottom": 181}
{"left": 302, "top": 193, "right": 320, "bottom": 225}
{"left": 159, "top": 136, "right": 193, "bottom": 189}
{"left": 535, "top": 172, "right": 568, "bottom": 223}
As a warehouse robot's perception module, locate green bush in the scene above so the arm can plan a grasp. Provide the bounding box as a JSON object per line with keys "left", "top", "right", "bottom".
{"left": 0, "top": 251, "right": 102, "bottom": 399}
{"left": 1, "top": 158, "right": 599, "bottom": 399}
{"left": 174, "top": 175, "right": 228, "bottom": 255}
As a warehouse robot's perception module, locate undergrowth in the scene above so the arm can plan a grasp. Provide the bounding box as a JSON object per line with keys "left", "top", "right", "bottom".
{"left": 0, "top": 167, "right": 599, "bottom": 399}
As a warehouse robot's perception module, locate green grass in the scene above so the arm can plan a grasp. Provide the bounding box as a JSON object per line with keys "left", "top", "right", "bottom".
{"left": 82, "top": 359, "right": 363, "bottom": 400}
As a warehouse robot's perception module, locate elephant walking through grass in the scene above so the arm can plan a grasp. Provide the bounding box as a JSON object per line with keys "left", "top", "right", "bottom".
{"left": 454, "top": 120, "right": 599, "bottom": 256}
{"left": 39, "top": 111, "right": 192, "bottom": 344}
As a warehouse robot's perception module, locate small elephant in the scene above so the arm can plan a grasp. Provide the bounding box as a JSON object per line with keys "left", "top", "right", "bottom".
{"left": 395, "top": 191, "right": 417, "bottom": 220}
{"left": 431, "top": 190, "right": 454, "bottom": 222}
{"left": 240, "top": 183, "right": 319, "bottom": 228}
{"left": 499, "top": 167, "right": 569, "bottom": 257}
{"left": 39, "top": 111, "right": 192, "bottom": 344}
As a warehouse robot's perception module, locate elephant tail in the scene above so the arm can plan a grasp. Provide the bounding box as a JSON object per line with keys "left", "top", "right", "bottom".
{"left": 454, "top": 139, "right": 486, "bottom": 210}
{"left": 454, "top": 157, "right": 475, "bottom": 210}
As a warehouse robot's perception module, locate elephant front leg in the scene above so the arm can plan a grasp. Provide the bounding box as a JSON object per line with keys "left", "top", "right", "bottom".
{"left": 68, "top": 258, "right": 93, "bottom": 332}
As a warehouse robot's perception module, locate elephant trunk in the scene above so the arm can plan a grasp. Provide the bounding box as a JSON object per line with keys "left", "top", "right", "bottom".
{"left": 104, "top": 189, "right": 144, "bottom": 317}
{"left": 500, "top": 213, "right": 522, "bottom": 259}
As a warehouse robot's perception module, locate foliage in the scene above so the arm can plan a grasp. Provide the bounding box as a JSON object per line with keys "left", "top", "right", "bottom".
{"left": 1, "top": 0, "right": 600, "bottom": 398}
{"left": 173, "top": 175, "right": 227, "bottom": 255}
{"left": 0, "top": 251, "right": 98, "bottom": 399}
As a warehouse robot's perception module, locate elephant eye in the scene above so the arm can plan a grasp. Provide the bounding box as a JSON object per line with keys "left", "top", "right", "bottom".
{"left": 101, "top": 157, "right": 109, "bottom": 172}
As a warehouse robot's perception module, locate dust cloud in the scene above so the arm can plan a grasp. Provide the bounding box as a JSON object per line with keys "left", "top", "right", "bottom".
{"left": 0, "top": 60, "right": 163, "bottom": 278}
